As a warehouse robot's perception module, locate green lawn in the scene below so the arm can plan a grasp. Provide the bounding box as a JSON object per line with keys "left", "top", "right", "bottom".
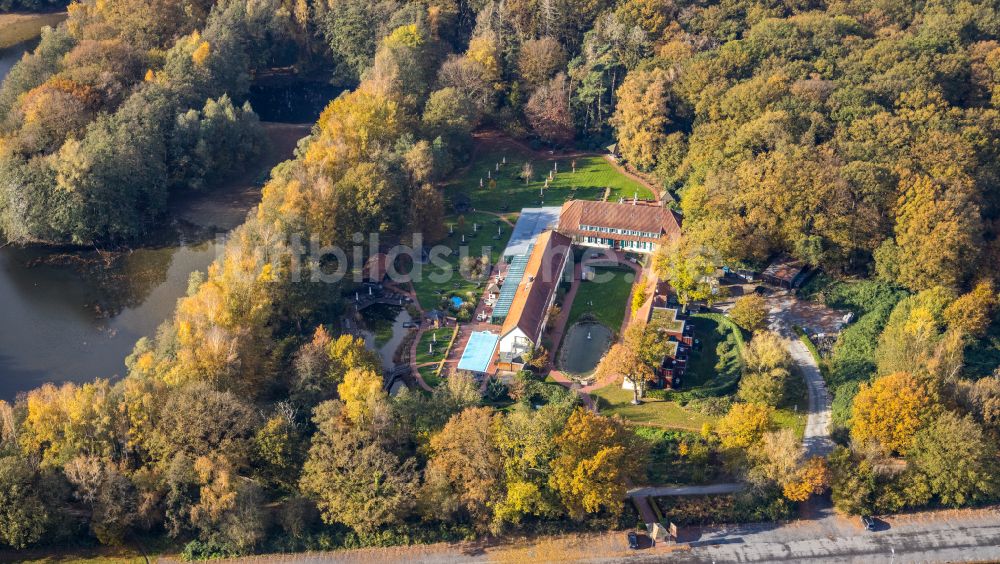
{"left": 566, "top": 267, "right": 635, "bottom": 334}
{"left": 590, "top": 384, "right": 716, "bottom": 431}
{"left": 415, "top": 327, "right": 453, "bottom": 365}
{"left": 418, "top": 364, "right": 441, "bottom": 388}
{"left": 684, "top": 315, "right": 735, "bottom": 388}
{"left": 774, "top": 362, "right": 809, "bottom": 438}
{"left": 442, "top": 140, "right": 653, "bottom": 213}
{"left": 409, "top": 211, "right": 512, "bottom": 310}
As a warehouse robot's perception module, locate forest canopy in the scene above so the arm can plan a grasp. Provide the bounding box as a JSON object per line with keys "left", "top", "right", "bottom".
{"left": 2, "top": 0, "right": 1000, "bottom": 556}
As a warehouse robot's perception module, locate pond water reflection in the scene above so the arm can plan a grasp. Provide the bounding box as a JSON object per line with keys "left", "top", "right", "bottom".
{"left": 558, "top": 322, "right": 613, "bottom": 375}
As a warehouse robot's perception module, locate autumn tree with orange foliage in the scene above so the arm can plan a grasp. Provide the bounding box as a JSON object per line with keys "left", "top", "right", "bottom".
{"left": 783, "top": 457, "right": 832, "bottom": 502}
{"left": 596, "top": 342, "right": 653, "bottom": 404}
{"left": 549, "top": 409, "right": 642, "bottom": 520}
{"left": 850, "top": 372, "right": 936, "bottom": 455}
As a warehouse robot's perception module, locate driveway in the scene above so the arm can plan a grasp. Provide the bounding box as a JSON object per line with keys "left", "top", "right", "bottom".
{"left": 767, "top": 295, "right": 837, "bottom": 458}
{"left": 767, "top": 291, "right": 850, "bottom": 336}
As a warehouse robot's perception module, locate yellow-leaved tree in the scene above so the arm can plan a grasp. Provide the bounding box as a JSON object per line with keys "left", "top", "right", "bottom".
{"left": 337, "top": 368, "right": 386, "bottom": 425}
{"left": 850, "top": 371, "right": 935, "bottom": 455}
{"left": 943, "top": 280, "right": 998, "bottom": 338}
{"left": 549, "top": 409, "right": 642, "bottom": 520}
{"left": 715, "top": 402, "right": 774, "bottom": 450}
{"left": 613, "top": 67, "right": 673, "bottom": 170}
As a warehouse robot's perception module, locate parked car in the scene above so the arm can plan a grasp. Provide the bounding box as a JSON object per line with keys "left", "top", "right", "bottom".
{"left": 861, "top": 515, "right": 876, "bottom": 531}
{"left": 402, "top": 322, "right": 417, "bottom": 328}
{"left": 627, "top": 531, "right": 639, "bottom": 549}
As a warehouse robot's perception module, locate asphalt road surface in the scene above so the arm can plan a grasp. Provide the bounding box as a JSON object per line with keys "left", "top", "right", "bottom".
{"left": 180, "top": 506, "right": 1000, "bottom": 563}
{"left": 632, "top": 506, "right": 1000, "bottom": 563}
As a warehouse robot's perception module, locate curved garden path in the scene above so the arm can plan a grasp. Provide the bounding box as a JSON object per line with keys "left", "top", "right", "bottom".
{"left": 381, "top": 279, "right": 435, "bottom": 392}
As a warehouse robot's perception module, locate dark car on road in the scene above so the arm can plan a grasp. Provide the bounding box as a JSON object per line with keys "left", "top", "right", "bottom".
{"left": 627, "top": 531, "right": 639, "bottom": 549}
{"left": 862, "top": 515, "right": 876, "bottom": 531}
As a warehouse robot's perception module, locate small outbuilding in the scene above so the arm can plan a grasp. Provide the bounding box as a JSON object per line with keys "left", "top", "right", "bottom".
{"left": 761, "top": 256, "right": 808, "bottom": 289}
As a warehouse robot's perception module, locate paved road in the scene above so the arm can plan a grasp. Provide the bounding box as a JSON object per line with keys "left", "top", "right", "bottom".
{"left": 784, "top": 327, "right": 834, "bottom": 458}
{"left": 633, "top": 507, "right": 1000, "bottom": 563}
{"left": 183, "top": 506, "right": 1000, "bottom": 563}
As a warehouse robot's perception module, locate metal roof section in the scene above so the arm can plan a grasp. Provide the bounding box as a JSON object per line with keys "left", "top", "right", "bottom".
{"left": 502, "top": 207, "right": 563, "bottom": 260}
{"left": 491, "top": 252, "right": 531, "bottom": 323}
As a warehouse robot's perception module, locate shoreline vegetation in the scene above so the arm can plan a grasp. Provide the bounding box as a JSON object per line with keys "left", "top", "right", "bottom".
{"left": 0, "top": 12, "right": 66, "bottom": 49}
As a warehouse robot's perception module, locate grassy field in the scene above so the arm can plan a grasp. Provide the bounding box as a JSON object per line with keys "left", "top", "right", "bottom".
{"left": 683, "top": 315, "right": 743, "bottom": 388}
{"left": 774, "top": 362, "right": 809, "bottom": 438}
{"left": 590, "top": 384, "right": 716, "bottom": 431}
{"left": 409, "top": 211, "right": 512, "bottom": 310}
{"left": 0, "top": 13, "right": 66, "bottom": 49}
{"left": 566, "top": 267, "right": 635, "bottom": 333}
{"left": 418, "top": 364, "right": 441, "bottom": 388}
{"left": 442, "top": 139, "right": 653, "bottom": 213}
{"left": 414, "top": 327, "right": 453, "bottom": 365}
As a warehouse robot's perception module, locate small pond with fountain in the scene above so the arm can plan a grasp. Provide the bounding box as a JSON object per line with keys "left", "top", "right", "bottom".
{"left": 557, "top": 321, "right": 613, "bottom": 376}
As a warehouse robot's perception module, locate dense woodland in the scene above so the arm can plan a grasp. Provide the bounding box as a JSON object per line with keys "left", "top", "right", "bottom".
{"left": 1, "top": 0, "right": 1000, "bottom": 557}
{"left": 0, "top": 0, "right": 67, "bottom": 11}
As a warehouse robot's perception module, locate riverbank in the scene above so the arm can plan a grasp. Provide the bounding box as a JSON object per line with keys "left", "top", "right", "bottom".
{"left": 169, "top": 122, "right": 310, "bottom": 231}
{"left": 0, "top": 122, "right": 310, "bottom": 400}
{"left": 0, "top": 12, "right": 67, "bottom": 49}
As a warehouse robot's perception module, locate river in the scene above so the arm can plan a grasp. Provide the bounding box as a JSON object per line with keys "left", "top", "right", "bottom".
{"left": 0, "top": 39, "right": 315, "bottom": 400}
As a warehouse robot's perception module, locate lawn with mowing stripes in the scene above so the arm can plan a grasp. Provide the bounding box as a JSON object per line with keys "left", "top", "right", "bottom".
{"left": 442, "top": 140, "right": 653, "bottom": 213}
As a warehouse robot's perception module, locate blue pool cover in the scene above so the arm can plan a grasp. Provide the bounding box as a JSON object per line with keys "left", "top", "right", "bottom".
{"left": 451, "top": 296, "right": 464, "bottom": 308}
{"left": 457, "top": 331, "right": 500, "bottom": 374}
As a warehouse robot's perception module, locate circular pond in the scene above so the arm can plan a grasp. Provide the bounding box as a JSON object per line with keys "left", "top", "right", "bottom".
{"left": 558, "top": 322, "right": 613, "bottom": 375}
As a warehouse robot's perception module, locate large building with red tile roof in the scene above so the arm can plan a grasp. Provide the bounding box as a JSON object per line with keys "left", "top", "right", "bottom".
{"left": 497, "top": 230, "right": 572, "bottom": 371}
{"left": 557, "top": 200, "right": 681, "bottom": 254}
